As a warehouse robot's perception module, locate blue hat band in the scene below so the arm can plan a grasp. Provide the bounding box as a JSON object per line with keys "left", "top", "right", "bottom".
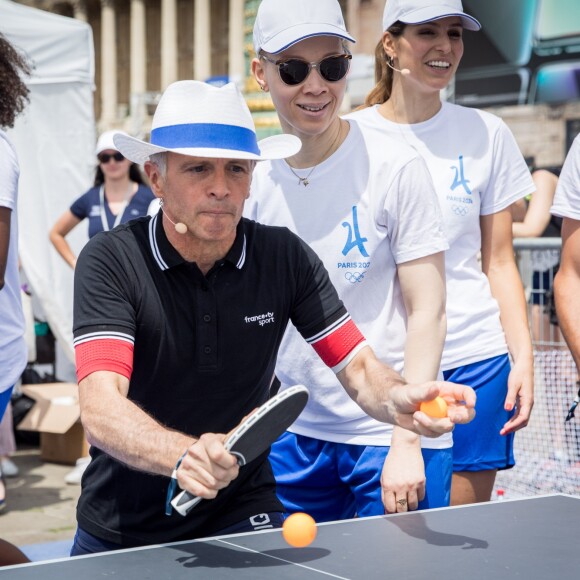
{"left": 151, "top": 123, "right": 260, "bottom": 155}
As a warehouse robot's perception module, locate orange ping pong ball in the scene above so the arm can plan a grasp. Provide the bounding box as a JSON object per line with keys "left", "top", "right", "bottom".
{"left": 282, "top": 512, "right": 317, "bottom": 548}
{"left": 420, "top": 396, "right": 448, "bottom": 418}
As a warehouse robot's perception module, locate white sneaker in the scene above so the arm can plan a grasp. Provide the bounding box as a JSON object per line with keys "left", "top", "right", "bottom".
{"left": 64, "top": 456, "right": 91, "bottom": 485}
{"left": 0, "top": 458, "right": 19, "bottom": 477}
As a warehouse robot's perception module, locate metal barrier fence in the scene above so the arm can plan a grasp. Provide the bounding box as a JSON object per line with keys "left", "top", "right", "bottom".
{"left": 494, "top": 238, "right": 580, "bottom": 498}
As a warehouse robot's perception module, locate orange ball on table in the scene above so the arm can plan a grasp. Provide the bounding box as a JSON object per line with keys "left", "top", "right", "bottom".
{"left": 282, "top": 512, "right": 317, "bottom": 548}
{"left": 419, "top": 396, "right": 448, "bottom": 418}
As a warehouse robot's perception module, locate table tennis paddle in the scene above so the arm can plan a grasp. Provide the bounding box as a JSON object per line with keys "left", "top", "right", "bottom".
{"left": 171, "top": 384, "right": 309, "bottom": 517}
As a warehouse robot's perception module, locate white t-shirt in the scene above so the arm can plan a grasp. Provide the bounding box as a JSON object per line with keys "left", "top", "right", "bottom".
{"left": 347, "top": 102, "right": 535, "bottom": 370}
{"left": 0, "top": 130, "right": 27, "bottom": 392}
{"left": 246, "top": 120, "right": 451, "bottom": 447}
{"left": 552, "top": 134, "right": 580, "bottom": 220}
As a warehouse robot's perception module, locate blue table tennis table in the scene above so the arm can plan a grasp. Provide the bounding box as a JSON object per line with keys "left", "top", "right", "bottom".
{"left": 2, "top": 494, "right": 578, "bottom": 579}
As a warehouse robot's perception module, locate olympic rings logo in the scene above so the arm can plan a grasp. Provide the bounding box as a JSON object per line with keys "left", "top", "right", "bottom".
{"left": 345, "top": 271, "right": 365, "bottom": 283}
{"left": 451, "top": 205, "right": 468, "bottom": 216}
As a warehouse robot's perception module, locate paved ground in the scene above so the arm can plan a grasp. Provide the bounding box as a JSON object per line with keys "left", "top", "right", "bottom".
{"left": 1, "top": 445, "right": 80, "bottom": 552}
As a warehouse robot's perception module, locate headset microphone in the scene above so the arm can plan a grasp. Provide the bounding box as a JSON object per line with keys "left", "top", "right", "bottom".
{"left": 387, "top": 60, "right": 410, "bottom": 76}
{"left": 160, "top": 203, "right": 188, "bottom": 234}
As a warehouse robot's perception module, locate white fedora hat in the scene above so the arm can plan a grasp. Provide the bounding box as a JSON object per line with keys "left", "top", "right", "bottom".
{"left": 114, "top": 80, "right": 301, "bottom": 165}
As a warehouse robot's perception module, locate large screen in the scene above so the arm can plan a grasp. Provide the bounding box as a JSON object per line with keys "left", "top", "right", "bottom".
{"left": 535, "top": 0, "right": 580, "bottom": 44}
{"left": 456, "top": 0, "right": 580, "bottom": 107}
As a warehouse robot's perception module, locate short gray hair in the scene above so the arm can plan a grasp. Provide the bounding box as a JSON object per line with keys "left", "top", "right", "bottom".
{"left": 148, "top": 151, "right": 167, "bottom": 177}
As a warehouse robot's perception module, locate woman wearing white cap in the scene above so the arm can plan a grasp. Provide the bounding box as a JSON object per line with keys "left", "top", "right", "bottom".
{"left": 247, "top": 0, "right": 452, "bottom": 521}
{"left": 349, "top": 0, "right": 535, "bottom": 505}
{"left": 49, "top": 131, "right": 155, "bottom": 269}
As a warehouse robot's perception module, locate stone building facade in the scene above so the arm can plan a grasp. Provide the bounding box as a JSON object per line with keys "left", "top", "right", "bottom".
{"left": 16, "top": 0, "right": 385, "bottom": 137}
{"left": 495, "top": 102, "right": 580, "bottom": 170}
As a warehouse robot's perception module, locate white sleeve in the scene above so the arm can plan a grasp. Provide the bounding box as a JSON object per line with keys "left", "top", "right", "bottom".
{"left": 552, "top": 135, "right": 580, "bottom": 220}
{"left": 480, "top": 120, "right": 535, "bottom": 215}
{"left": 384, "top": 156, "right": 449, "bottom": 264}
{"left": 0, "top": 133, "right": 19, "bottom": 211}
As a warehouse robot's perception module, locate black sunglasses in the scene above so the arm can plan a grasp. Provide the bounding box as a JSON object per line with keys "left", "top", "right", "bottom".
{"left": 261, "top": 53, "right": 352, "bottom": 86}
{"left": 98, "top": 151, "right": 125, "bottom": 164}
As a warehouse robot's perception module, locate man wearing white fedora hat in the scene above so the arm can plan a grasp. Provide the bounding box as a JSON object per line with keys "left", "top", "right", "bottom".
{"left": 70, "top": 80, "right": 475, "bottom": 554}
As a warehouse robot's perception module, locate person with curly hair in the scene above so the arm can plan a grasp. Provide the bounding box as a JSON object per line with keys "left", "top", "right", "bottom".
{"left": 0, "top": 32, "right": 30, "bottom": 130}
{"left": 0, "top": 30, "right": 31, "bottom": 522}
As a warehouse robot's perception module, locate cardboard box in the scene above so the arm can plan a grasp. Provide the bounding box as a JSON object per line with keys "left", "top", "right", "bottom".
{"left": 17, "top": 383, "right": 89, "bottom": 465}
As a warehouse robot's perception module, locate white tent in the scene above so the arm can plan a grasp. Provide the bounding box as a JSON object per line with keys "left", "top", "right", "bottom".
{"left": 1, "top": 0, "right": 95, "bottom": 379}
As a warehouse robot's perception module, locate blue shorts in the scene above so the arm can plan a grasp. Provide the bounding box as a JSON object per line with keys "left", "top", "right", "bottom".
{"left": 71, "top": 528, "right": 122, "bottom": 556}
{"left": 0, "top": 386, "right": 14, "bottom": 421}
{"left": 443, "top": 354, "right": 515, "bottom": 472}
{"left": 269, "top": 431, "right": 452, "bottom": 523}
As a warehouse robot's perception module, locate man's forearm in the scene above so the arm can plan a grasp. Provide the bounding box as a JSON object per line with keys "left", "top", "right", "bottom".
{"left": 337, "top": 346, "right": 476, "bottom": 437}
{"left": 338, "top": 346, "right": 406, "bottom": 425}
{"left": 79, "top": 371, "right": 195, "bottom": 476}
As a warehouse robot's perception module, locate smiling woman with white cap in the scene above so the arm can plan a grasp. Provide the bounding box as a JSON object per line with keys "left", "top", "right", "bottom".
{"left": 49, "top": 130, "right": 155, "bottom": 270}
{"left": 69, "top": 79, "right": 476, "bottom": 555}
{"left": 348, "top": 0, "right": 535, "bottom": 506}
{"left": 246, "top": 0, "right": 457, "bottom": 521}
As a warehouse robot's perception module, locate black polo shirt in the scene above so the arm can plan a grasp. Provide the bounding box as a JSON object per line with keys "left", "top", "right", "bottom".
{"left": 73, "top": 214, "right": 365, "bottom": 547}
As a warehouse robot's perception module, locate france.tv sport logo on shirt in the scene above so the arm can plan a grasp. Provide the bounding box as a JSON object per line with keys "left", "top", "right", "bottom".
{"left": 244, "top": 312, "right": 275, "bottom": 326}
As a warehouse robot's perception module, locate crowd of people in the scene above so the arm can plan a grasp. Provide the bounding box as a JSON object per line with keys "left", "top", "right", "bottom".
{"left": 1, "top": 0, "right": 579, "bottom": 566}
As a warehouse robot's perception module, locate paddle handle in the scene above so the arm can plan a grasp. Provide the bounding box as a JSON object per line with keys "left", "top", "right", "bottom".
{"left": 171, "top": 490, "right": 201, "bottom": 516}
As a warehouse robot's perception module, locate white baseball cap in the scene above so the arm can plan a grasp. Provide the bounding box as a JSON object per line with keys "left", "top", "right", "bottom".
{"left": 95, "top": 130, "right": 129, "bottom": 155}
{"left": 253, "top": 0, "right": 356, "bottom": 56}
{"left": 383, "top": 0, "right": 481, "bottom": 32}
{"left": 113, "top": 80, "right": 300, "bottom": 165}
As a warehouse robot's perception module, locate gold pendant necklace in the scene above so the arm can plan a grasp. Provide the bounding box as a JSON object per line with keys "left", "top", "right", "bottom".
{"left": 286, "top": 122, "right": 344, "bottom": 187}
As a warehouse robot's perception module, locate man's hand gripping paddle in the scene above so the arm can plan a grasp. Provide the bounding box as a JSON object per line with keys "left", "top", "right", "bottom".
{"left": 171, "top": 385, "right": 309, "bottom": 516}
